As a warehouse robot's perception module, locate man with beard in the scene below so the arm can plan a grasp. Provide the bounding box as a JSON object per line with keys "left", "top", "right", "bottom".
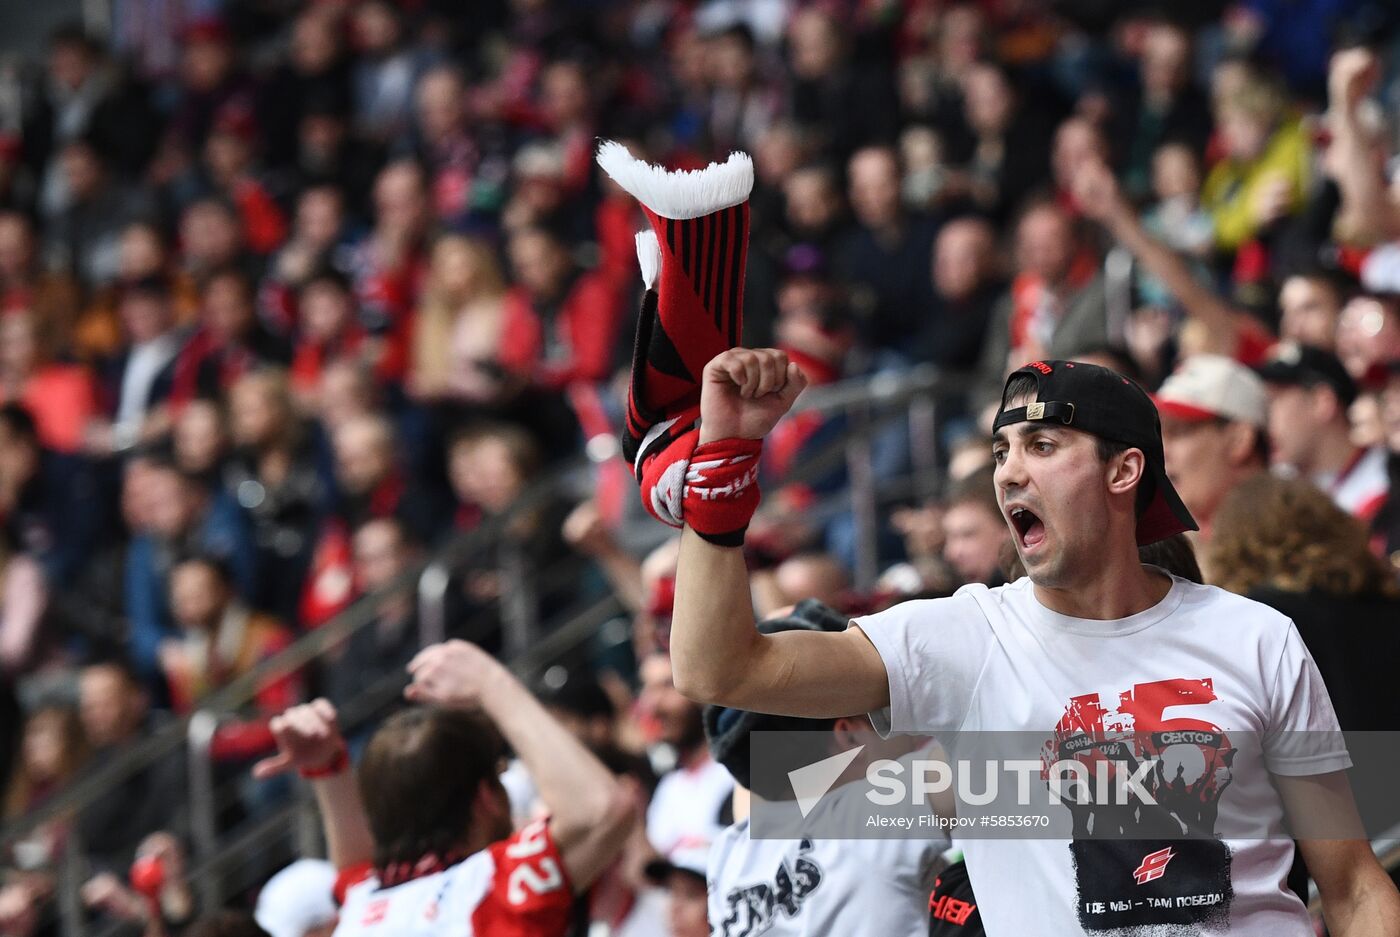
{"left": 637, "top": 652, "right": 734, "bottom": 863}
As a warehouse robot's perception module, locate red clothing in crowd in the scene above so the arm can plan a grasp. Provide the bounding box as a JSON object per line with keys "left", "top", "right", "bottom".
{"left": 497, "top": 272, "right": 625, "bottom": 391}
{"left": 7, "top": 365, "right": 98, "bottom": 453}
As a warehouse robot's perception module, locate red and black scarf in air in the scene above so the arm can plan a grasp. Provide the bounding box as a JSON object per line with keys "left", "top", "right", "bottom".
{"left": 595, "top": 141, "right": 754, "bottom": 536}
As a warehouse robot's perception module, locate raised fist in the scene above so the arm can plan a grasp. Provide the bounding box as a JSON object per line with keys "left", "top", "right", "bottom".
{"left": 252, "top": 699, "right": 346, "bottom": 780}
{"left": 698, "top": 348, "right": 809, "bottom": 444}
{"left": 1329, "top": 47, "right": 1379, "bottom": 112}
{"left": 1072, "top": 159, "right": 1125, "bottom": 224}
{"left": 405, "top": 639, "right": 509, "bottom": 710}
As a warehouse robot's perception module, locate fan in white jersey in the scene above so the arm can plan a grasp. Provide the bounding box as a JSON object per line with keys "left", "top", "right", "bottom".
{"left": 251, "top": 641, "right": 634, "bottom": 937}
{"left": 696, "top": 599, "right": 949, "bottom": 937}
{"left": 662, "top": 345, "right": 1400, "bottom": 935}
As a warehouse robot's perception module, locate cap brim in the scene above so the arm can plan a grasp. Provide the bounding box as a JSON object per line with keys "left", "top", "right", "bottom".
{"left": 1152, "top": 399, "right": 1224, "bottom": 423}
{"left": 1136, "top": 460, "right": 1198, "bottom": 546}
{"left": 644, "top": 858, "right": 707, "bottom": 885}
{"left": 1253, "top": 363, "right": 1304, "bottom": 386}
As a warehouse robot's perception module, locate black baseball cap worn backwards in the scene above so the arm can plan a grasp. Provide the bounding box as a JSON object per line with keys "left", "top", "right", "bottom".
{"left": 993, "top": 360, "right": 1198, "bottom": 546}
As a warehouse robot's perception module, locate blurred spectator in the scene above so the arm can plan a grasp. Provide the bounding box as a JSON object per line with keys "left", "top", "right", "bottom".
{"left": 0, "top": 307, "right": 97, "bottom": 457}
{"left": 1202, "top": 67, "right": 1308, "bottom": 253}
{"left": 837, "top": 145, "right": 939, "bottom": 351}
{"left": 1155, "top": 355, "right": 1270, "bottom": 538}
{"left": 179, "top": 198, "right": 255, "bottom": 283}
{"left": 408, "top": 235, "right": 508, "bottom": 404}
{"left": 786, "top": 9, "right": 899, "bottom": 163}
{"left": 3, "top": 705, "right": 87, "bottom": 870}
{"left": 80, "top": 830, "right": 196, "bottom": 933}
{"left": 941, "top": 466, "right": 1009, "bottom": 587}
{"left": 169, "top": 20, "right": 254, "bottom": 153}
{"left": 171, "top": 268, "right": 291, "bottom": 408}
{"left": 125, "top": 457, "right": 258, "bottom": 679}
{"left": 1256, "top": 343, "right": 1388, "bottom": 519}
{"left": 914, "top": 216, "right": 1003, "bottom": 370}
{"left": 0, "top": 211, "right": 83, "bottom": 345}
{"left": 1277, "top": 271, "right": 1346, "bottom": 350}
{"left": 1336, "top": 293, "right": 1400, "bottom": 383}
{"left": 95, "top": 275, "right": 184, "bottom": 455}
{"left": 321, "top": 517, "right": 419, "bottom": 711}
{"left": 499, "top": 224, "right": 626, "bottom": 392}
{"left": 753, "top": 552, "right": 851, "bottom": 617}
{"left": 403, "top": 65, "right": 497, "bottom": 229}
{"left": 262, "top": 187, "right": 349, "bottom": 332}
{"left": 300, "top": 412, "right": 437, "bottom": 627}
{"left": 289, "top": 267, "right": 379, "bottom": 397}
{"left": 225, "top": 371, "right": 323, "bottom": 624}
{"left": 343, "top": 160, "right": 430, "bottom": 383}
{"left": 1207, "top": 474, "right": 1400, "bottom": 729}
{"left": 445, "top": 422, "right": 575, "bottom": 650}
{"left": 75, "top": 660, "right": 184, "bottom": 874}
{"left": 350, "top": 0, "right": 431, "bottom": 145}
{"left": 705, "top": 25, "right": 781, "bottom": 155}
{"left": 172, "top": 397, "right": 229, "bottom": 490}
{"left": 160, "top": 555, "right": 299, "bottom": 760}
{"left": 1106, "top": 21, "right": 1213, "bottom": 198}
{"left": 44, "top": 137, "right": 155, "bottom": 287}
{"left": 638, "top": 652, "right": 733, "bottom": 858}
{"left": 257, "top": 8, "right": 352, "bottom": 173}
{"left": 974, "top": 201, "right": 1105, "bottom": 409}
{"left": 953, "top": 61, "right": 1055, "bottom": 222}
{"left": 0, "top": 399, "right": 102, "bottom": 585}
{"left": 1374, "top": 359, "right": 1400, "bottom": 564}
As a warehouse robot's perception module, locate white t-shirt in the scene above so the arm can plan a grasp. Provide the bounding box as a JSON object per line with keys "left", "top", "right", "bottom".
{"left": 335, "top": 819, "right": 573, "bottom": 937}
{"left": 854, "top": 573, "right": 1350, "bottom": 937}
{"left": 646, "top": 754, "right": 734, "bottom": 857}
{"left": 708, "top": 778, "right": 948, "bottom": 937}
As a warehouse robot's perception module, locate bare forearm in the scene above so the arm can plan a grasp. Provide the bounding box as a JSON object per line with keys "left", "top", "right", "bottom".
{"left": 311, "top": 771, "right": 375, "bottom": 869}
{"left": 1330, "top": 114, "right": 1398, "bottom": 245}
{"left": 1322, "top": 861, "right": 1400, "bottom": 936}
{"left": 480, "top": 669, "right": 617, "bottom": 825}
{"left": 1105, "top": 209, "right": 1237, "bottom": 340}
{"left": 670, "top": 527, "right": 761, "bottom": 703}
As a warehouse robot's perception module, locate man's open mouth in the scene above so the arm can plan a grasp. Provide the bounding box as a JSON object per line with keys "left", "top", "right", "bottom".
{"left": 1009, "top": 506, "right": 1047, "bottom": 549}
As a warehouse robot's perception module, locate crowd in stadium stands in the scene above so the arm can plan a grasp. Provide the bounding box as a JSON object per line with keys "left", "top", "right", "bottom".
{"left": 1, "top": 0, "right": 1400, "bottom": 934}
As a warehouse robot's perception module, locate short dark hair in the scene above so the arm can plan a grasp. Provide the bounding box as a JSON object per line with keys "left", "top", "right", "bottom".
{"left": 358, "top": 708, "right": 506, "bottom": 871}
{"left": 1138, "top": 533, "right": 1202, "bottom": 583}
{"left": 184, "top": 911, "right": 271, "bottom": 937}
{"left": 171, "top": 552, "right": 233, "bottom": 587}
{"left": 202, "top": 265, "right": 253, "bottom": 299}
{"left": 945, "top": 466, "right": 999, "bottom": 520}
{"left": 0, "top": 405, "right": 39, "bottom": 449}
{"left": 300, "top": 263, "right": 352, "bottom": 295}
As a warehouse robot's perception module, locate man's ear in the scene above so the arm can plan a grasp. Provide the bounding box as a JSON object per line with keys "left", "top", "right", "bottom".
{"left": 1311, "top": 385, "right": 1341, "bottom": 424}
{"left": 474, "top": 777, "right": 508, "bottom": 818}
{"left": 1223, "top": 420, "right": 1260, "bottom": 466}
{"left": 830, "top": 716, "right": 868, "bottom": 753}
{"left": 1106, "top": 448, "right": 1146, "bottom": 498}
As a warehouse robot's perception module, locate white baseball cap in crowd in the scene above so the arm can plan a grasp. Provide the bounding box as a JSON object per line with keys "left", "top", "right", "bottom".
{"left": 254, "top": 858, "right": 338, "bottom": 937}
{"left": 1153, "top": 354, "right": 1267, "bottom": 426}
